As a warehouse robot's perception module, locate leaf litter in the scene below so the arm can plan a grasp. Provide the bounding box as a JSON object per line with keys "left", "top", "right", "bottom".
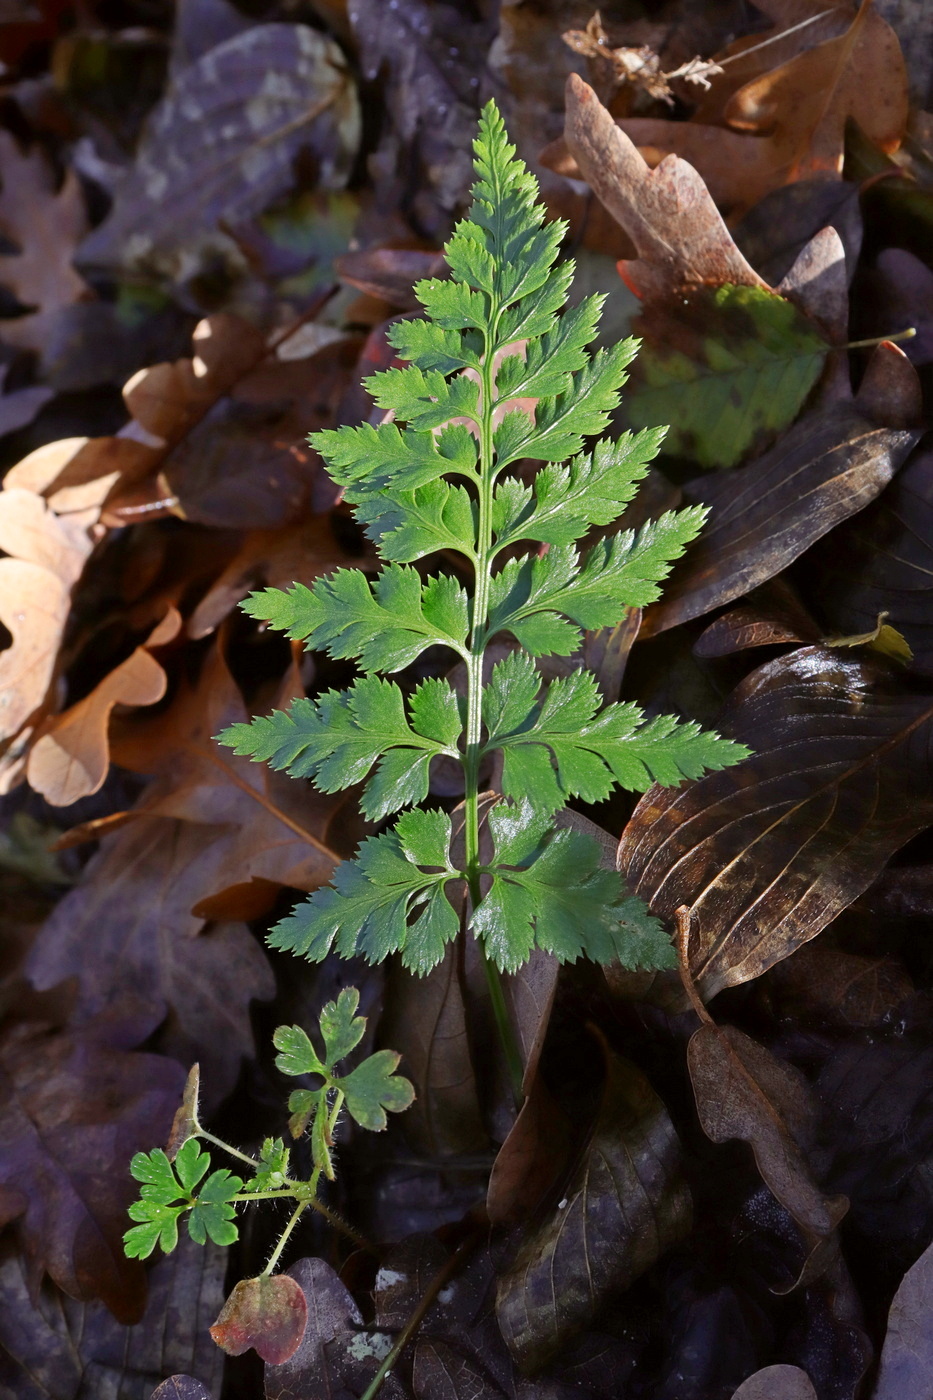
{"left": 2, "top": 0, "right": 933, "bottom": 1396}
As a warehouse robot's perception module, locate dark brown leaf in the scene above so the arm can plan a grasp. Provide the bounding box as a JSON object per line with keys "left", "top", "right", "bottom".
{"left": 693, "top": 580, "right": 821, "bottom": 658}
{"left": 335, "top": 248, "right": 447, "bottom": 308}
{"left": 765, "top": 943, "right": 913, "bottom": 1030}
{"left": 0, "top": 1234, "right": 226, "bottom": 1399}
{"left": 265, "top": 1256, "right": 407, "bottom": 1400}
{"left": 0, "top": 1016, "right": 185, "bottom": 1322}
{"left": 413, "top": 1339, "right": 506, "bottom": 1400}
{"left": 640, "top": 391, "right": 920, "bottom": 638}
{"left": 687, "top": 1023, "right": 847, "bottom": 1243}
{"left": 620, "top": 647, "right": 933, "bottom": 1001}
{"left": 496, "top": 1049, "right": 691, "bottom": 1368}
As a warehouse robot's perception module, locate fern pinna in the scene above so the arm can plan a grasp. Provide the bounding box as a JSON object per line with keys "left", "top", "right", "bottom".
{"left": 220, "top": 101, "right": 748, "bottom": 988}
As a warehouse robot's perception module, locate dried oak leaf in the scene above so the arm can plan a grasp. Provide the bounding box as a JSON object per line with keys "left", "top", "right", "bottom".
{"left": 78, "top": 25, "right": 360, "bottom": 284}
{"left": 0, "top": 1014, "right": 185, "bottom": 1322}
{"left": 26, "top": 606, "right": 182, "bottom": 806}
{"left": 496, "top": 1047, "right": 691, "bottom": 1368}
{"left": 0, "top": 129, "right": 91, "bottom": 353}
{"left": 24, "top": 816, "right": 275, "bottom": 1105}
{"left": 0, "top": 1233, "right": 226, "bottom": 1399}
{"left": 874, "top": 1240, "right": 933, "bottom": 1400}
{"left": 619, "top": 647, "right": 933, "bottom": 1003}
{"left": 614, "top": 0, "right": 908, "bottom": 216}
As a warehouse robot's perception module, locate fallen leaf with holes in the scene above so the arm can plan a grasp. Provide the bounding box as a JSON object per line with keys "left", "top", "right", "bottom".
{"left": 26, "top": 607, "right": 182, "bottom": 806}
{"left": 0, "top": 130, "right": 91, "bottom": 352}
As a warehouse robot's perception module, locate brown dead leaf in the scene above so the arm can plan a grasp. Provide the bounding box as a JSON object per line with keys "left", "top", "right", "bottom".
{"left": 615, "top": 0, "right": 908, "bottom": 216}
{"left": 873, "top": 1239, "right": 933, "bottom": 1400}
{"left": 496, "top": 1046, "right": 691, "bottom": 1368}
{"left": 26, "top": 607, "right": 182, "bottom": 806}
{"left": 0, "top": 130, "right": 91, "bottom": 352}
{"left": 687, "top": 1019, "right": 848, "bottom": 1244}
{"left": 210, "top": 1274, "right": 308, "bottom": 1364}
{"left": 766, "top": 943, "right": 913, "bottom": 1030}
{"left": 0, "top": 1013, "right": 185, "bottom": 1322}
{"left": 560, "top": 73, "right": 768, "bottom": 301}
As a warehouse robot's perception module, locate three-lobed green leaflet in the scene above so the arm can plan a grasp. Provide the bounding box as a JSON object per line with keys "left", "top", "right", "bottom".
{"left": 220, "top": 98, "right": 749, "bottom": 980}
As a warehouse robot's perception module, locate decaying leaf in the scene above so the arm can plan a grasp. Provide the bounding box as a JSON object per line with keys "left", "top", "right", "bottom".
{"left": 496, "top": 1047, "right": 691, "bottom": 1368}
{"left": 615, "top": 0, "right": 909, "bottom": 215}
{"left": 620, "top": 648, "right": 933, "bottom": 1001}
{"left": 0, "top": 1234, "right": 226, "bottom": 1400}
{"left": 640, "top": 371, "right": 921, "bottom": 636}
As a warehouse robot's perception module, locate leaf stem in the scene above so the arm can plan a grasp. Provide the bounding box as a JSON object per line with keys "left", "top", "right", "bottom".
{"left": 461, "top": 309, "right": 524, "bottom": 1108}
{"left": 262, "top": 1200, "right": 310, "bottom": 1277}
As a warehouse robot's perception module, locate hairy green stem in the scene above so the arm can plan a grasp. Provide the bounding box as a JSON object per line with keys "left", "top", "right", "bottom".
{"left": 461, "top": 310, "right": 524, "bottom": 1108}
{"left": 262, "top": 1200, "right": 309, "bottom": 1277}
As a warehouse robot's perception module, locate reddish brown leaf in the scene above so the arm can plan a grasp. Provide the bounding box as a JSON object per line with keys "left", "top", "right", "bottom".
{"left": 210, "top": 1274, "right": 308, "bottom": 1365}
{"left": 693, "top": 581, "right": 821, "bottom": 658}
{"left": 619, "top": 647, "right": 933, "bottom": 1001}
{"left": 486, "top": 1073, "right": 570, "bottom": 1226}
{"left": 562, "top": 73, "right": 767, "bottom": 303}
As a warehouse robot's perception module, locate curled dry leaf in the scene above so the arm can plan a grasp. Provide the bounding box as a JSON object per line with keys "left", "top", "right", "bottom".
{"left": 620, "top": 647, "right": 933, "bottom": 1002}
{"left": 729, "top": 1365, "right": 817, "bottom": 1400}
{"left": 26, "top": 607, "right": 183, "bottom": 806}
{"left": 79, "top": 25, "right": 360, "bottom": 283}
{"left": 166, "top": 1062, "right": 201, "bottom": 1160}
{"left": 873, "top": 1239, "right": 933, "bottom": 1400}
{"left": 496, "top": 1047, "right": 691, "bottom": 1368}
{"left": 210, "top": 1274, "right": 308, "bottom": 1365}
{"left": 687, "top": 1021, "right": 848, "bottom": 1246}
{"left": 693, "top": 579, "right": 821, "bottom": 658}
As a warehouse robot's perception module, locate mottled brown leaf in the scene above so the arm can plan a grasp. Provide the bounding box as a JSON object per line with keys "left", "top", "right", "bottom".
{"left": 496, "top": 1049, "right": 691, "bottom": 1368}
{"left": 620, "top": 648, "right": 933, "bottom": 1001}
{"left": 79, "top": 26, "right": 360, "bottom": 282}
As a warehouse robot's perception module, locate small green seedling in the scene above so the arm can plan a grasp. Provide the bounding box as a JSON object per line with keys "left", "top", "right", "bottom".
{"left": 220, "top": 99, "right": 748, "bottom": 1055}
{"left": 125, "top": 988, "right": 413, "bottom": 1361}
